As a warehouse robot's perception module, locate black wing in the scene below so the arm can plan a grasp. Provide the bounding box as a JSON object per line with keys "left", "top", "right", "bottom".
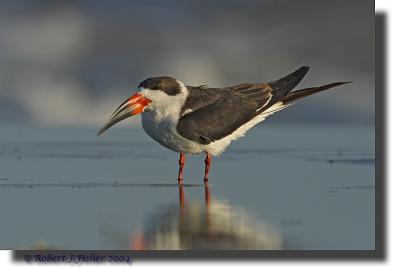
{"left": 177, "top": 66, "right": 310, "bottom": 144}
{"left": 177, "top": 84, "right": 272, "bottom": 144}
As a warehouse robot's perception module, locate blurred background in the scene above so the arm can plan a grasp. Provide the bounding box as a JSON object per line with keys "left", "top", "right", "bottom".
{"left": 0, "top": 0, "right": 374, "bottom": 127}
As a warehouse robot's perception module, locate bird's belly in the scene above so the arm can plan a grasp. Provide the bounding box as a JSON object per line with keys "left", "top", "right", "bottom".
{"left": 141, "top": 112, "right": 203, "bottom": 154}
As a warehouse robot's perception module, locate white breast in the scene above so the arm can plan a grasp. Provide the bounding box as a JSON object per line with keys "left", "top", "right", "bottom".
{"left": 141, "top": 111, "right": 202, "bottom": 154}
{"left": 140, "top": 84, "right": 204, "bottom": 154}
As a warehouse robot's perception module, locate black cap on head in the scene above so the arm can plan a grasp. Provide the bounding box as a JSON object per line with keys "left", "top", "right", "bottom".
{"left": 138, "top": 76, "right": 182, "bottom": 96}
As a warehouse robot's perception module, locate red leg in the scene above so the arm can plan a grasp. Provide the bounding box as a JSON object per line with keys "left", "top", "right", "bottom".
{"left": 178, "top": 152, "right": 185, "bottom": 185}
{"left": 204, "top": 152, "right": 212, "bottom": 185}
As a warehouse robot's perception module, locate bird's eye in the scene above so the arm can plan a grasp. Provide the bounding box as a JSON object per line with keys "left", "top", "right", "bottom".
{"left": 159, "top": 85, "right": 164, "bottom": 90}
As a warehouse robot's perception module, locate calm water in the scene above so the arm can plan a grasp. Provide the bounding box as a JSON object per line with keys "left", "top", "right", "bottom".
{"left": 0, "top": 124, "right": 375, "bottom": 249}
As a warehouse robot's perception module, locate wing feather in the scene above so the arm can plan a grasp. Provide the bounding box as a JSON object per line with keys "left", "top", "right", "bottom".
{"left": 177, "top": 67, "right": 311, "bottom": 144}
{"left": 177, "top": 84, "right": 272, "bottom": 144}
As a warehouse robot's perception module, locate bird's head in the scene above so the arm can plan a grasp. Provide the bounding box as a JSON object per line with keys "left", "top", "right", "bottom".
{"left": 97, "top": 76, "right": 186, "bottom": 136}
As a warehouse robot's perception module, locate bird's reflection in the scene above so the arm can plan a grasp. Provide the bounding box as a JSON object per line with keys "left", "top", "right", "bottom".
{"left": 132, "top": 184, "right": 282, "bottom": 250}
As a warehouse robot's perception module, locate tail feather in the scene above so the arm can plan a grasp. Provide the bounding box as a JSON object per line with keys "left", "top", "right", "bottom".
{"left": 255, "top": 66, "right": 351, "bottom": 116}
{"left": 269, "top": 66, "right": 310, "bottom": 98}
{"left": 281, "top": 81, "right": 351, "bottom": 104}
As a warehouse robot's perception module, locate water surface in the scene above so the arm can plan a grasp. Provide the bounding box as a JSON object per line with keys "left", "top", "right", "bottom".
{"left": 0, "top": 124, "right": 375, "bottom": 249}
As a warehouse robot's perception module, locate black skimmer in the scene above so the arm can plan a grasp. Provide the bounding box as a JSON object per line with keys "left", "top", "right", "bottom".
{"left": 97, "top": 66, "right": 350, "bottom": 185}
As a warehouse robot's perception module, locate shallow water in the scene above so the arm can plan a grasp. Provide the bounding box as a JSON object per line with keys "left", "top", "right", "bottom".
{"left": 0, "top": 124, "right": 375, "bottom": 249}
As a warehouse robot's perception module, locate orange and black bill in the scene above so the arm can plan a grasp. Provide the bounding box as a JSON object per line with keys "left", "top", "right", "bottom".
{"left": 97, "top": 93, "right": 151, "bottom": 136}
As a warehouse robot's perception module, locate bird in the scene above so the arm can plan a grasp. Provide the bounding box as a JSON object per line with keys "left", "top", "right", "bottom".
{"left": 97, "top": 66, "right": 350, "bottom": 185}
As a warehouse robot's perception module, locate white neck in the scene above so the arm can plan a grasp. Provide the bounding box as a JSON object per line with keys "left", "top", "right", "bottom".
{"left": 140, "top": 81, "right": 188, "bottom": 123}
